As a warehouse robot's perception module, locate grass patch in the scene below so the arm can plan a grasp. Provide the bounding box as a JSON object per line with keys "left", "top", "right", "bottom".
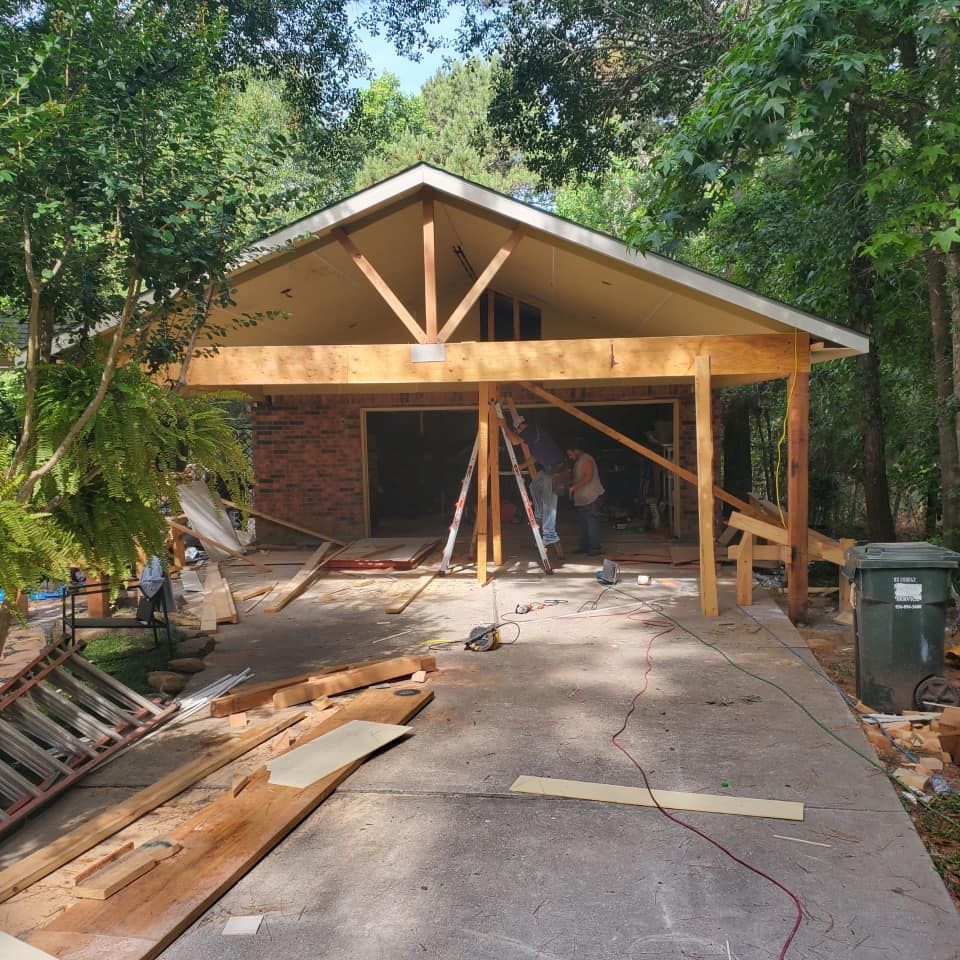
{"left": 81, "top": 628, "right": 183, "bottom": 695}
{"left": 911, "top": 793, "right": 960, "bottom": 907}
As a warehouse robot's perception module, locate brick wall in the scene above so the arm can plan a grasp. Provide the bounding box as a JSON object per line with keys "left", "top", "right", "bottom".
{"left": 251, "top": 383, "right": 714, "bottom": 543}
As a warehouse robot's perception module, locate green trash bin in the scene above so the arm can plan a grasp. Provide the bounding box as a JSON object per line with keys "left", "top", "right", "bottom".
{"left": 843, "top": 542, "right": 960, "bottom": 714}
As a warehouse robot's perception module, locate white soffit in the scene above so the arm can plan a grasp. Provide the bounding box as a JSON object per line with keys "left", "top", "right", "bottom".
{"left": 234, "top": 164, "right": 869, "bottom": 356}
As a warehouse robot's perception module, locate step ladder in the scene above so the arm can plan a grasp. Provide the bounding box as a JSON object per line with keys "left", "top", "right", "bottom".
{"left": 0, "top": 636, "right": 178, "bottom": 835}
{"left": 439, "top": 404, "right": 553, "bottom": 575}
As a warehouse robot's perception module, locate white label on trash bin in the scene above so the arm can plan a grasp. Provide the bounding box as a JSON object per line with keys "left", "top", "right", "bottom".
{"left": 893, "top": 577, "right": 922, "bottom": 609}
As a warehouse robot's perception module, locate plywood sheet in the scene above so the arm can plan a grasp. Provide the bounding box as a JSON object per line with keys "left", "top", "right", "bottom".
{"left": 177, "top": 481, "right": 243, "bottom": 561}
{"left": 326, "top": 538, "right": 439, "bottom": 570}
{"left": 511, "top": 775, "right": 803, "bottom": 821}
{"left": 267, "top": 720, "right": 411, "bottom": 788}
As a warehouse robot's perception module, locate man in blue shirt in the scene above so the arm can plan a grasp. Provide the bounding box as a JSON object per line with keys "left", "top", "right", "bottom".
{"left": 499, "top": 414, "right": 565, "bottom": 564}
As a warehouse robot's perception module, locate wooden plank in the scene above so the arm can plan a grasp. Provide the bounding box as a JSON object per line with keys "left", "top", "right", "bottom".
{"left": 199, "top": 595, "right": 217, "bottom": 635}
{"left": 423, "top": 191, "right": 438, "bottom": 341}
{"left": 787, "top": 362, "right": 810, "bottom": 622}
{"left": 221, "top": 500, "right": 345, "bottom": 546}
{"left": 165, "top": 519, "right": 272, "bottom": 574}
{"left": 272, "top": 655, "right": 437, "bottom": 710}
{"left": 73, "top": 843, "right": 135, "bottom": 884}
{"left": 384, "top": 565, "right": 439, "bottom": 615}
{"left": 488, "top": 384, "right": 503, "bottom": 565}
{"left": 331, "top": 227, "right": 427, "bottom": 344}
{"left": 0, "top": 713, "right": 304, "bottom": 903}
{"left": 210, "top": 662, "right": 368, "bottom": 717}
{"left": 694, "top": 355, "right": 719, "bottom": 618}
{"left": 231, "top": 582, "right": 276, "bottom": 603}
{"left": 728, "top": 543, "right": 787, "bottom": 563}
{"left": 186, "top": 334, "right": 805, "bottom": 389}
{"left": 203, "top": 564, "right": 237, "bottom": 625}
{"left": 522, "top": 381, "right": 754, "bottom": 515}
{"left": 736, "top": 531, "right": 754, "bottom": 606}
{"left": 727, "top": 511, "right": 789, "bottom": 545}
{"left": 28, "top": 689, "right": 433, "bottom": 960}
{"left": 264, "top": 544, "right": 336, "bottom": 613}
{"left": 437, "top": 225, "right": 526, "bottom": 342}
{"left": 477, "top": 382, "right": 490, "bottom": 585}
{"left": 511, "top": 775, "right": 804, "bottom": 821}
{"left": 75, "top": 843, "right": 181, "bottom": 900}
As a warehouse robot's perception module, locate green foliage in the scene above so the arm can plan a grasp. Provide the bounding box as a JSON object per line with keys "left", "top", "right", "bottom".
{"left": 464, "top": 0, "right": 732, "bottom": 183}
{"left": 0, "top": 363, "right": 250, "bottom": 594}
{"left": 81, "top": 629, "right": 185, "bottom": 694}
{"left": 354, "top": 60, "right": 541, "bottom": 199}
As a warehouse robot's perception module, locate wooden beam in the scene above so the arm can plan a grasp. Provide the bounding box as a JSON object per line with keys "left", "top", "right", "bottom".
{"left": 787, "top": 364, "right": 810, "bottom": 622}
{"left": 422, "top": 192, "right": 438, "bottom": 342}
{"left": 221, "top": 500, "right": 345, "bottom": 546}
{"left": 75, "top": 842, "right": 182, "bottom": 900}
{"left": 727, "top": 511, "right": 789, "bottom": 545}
{"left": 488, "top": 385, "right": 502, "bottom": 565}
{"left": 477, "top": 382, "right": 490, "bottom": 584}
{"left": 271, "top": 655, "right": 437, "bottom": 709}
{"left": 331, "top": 227, "right": 427, "bottom": 345}
{"left": 727, "top": 543, "right": 789, "bottom": 562}
{"left": 736, "top": 531, "right": 754, "bottom": 606}
{"left": 186, "top": 334, "right": 806, "bottom": 389}
{"left": 437, "top": 225, "right": 527, "bottom": 341}
{"left": 522, "top": 381, "right": 752, "bottom": 515}
{"left": 694, "top": 355, "right": 719, "bottom": 617}
{"left": 0, "top": 713, "right": 304, "bottom": 903}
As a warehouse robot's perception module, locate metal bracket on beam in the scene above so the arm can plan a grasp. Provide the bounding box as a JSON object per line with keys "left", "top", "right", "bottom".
{"left": 410, "top": 343, "right": 446, "bottom": 363}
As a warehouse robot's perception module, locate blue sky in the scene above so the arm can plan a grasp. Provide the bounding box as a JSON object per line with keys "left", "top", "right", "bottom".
{"left": 352, "top": 4, "right": 468, "bottom": 93}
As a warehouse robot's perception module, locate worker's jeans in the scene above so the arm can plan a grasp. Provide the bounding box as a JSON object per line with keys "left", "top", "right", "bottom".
{"left": 530, "top": 470, "right": 559, "bottom": 545}
{"left": 575, "top": 499, "right": 602, "bottom": 554}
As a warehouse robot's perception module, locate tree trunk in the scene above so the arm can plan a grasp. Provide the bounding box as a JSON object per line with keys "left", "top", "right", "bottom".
{"left": 928, "top": 249, "right": 960, "bottom": 547}
{"left": 847, "top": 98, "right": 895, "bottom": 540}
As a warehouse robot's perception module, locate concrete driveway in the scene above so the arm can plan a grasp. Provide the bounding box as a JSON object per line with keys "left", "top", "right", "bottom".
{"left": 148, "top": 564, "right": 960, "bottom": 960}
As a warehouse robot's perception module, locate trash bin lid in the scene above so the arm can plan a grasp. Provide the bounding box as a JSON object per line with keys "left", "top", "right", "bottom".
{"left": 845, "top": 541, "right": 960, "bottom": 570}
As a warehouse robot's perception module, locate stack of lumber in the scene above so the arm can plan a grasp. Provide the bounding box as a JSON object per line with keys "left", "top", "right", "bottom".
{"left": 25, "top": 687, "right": 433, "bottom": 960}
{"left": 209, "top": 653, "right": 438, "bottom": 717}
{"left": 860, "top": 707, "right": 960, "bottom": 779}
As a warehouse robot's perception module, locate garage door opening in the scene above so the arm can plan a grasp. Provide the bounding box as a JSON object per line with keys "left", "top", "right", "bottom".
{"left": 364, "top": 401, "right": 678, "bottom": 537}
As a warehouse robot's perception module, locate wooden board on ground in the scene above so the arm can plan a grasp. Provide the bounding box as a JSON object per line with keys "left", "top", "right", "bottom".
{"left": 209, "top": 660, "right": 367, "bottom": 717}
{"left": 74, "top": 842, "right": 182, "bottom": 900}
{"left": 510, "top": 775, "right": 804, "bottom": 821}
{"left": 0, "top": 713, "right": 304, "bottom": 903}
{"left": 385, "top": 558, "right": 440, "bottom": 614}
{"left": 607, "top": 549, "right": 672, "bottom": 564}
{"left": 272, "top": 655, "right": 437, "bottom": 709}
{"left": 266, "top": 720, "right": 411, "bottom": 787}
{"left": 325, "top": 538, "right": 439, "bottom": 571}
{"left": 231, "top": 583, "right": 275, "bottom": 602}
{"left": 203, "top": 564, "right": 237, "bottom": 625}
{"left": 28, "top": 688, "right": 433, "bottom": 960}
{"left": 264, "top": 544, "right": 335, "bottom": 613}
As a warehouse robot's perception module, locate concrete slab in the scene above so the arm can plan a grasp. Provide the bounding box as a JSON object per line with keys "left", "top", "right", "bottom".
{"left": 3, "top": 565, "right": 957, "bottom": 958}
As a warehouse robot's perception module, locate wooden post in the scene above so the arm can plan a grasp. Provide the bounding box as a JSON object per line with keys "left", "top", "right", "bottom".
{"left": 422, "top": 191, "right": 437, "bottom": 342}
{"left": 171, "top": 527, "right": 187, "bottom": 569}
{"left": 15, "top": 591, "right": 28, "bottom": 617}
{"left": 86, "top": 573, "right": 110, "bottom": 618}
{"left": 787, "top": 362, "right": 810, "bottom": 623}
{"left": 736, "top": 532, "right": 754, "bottom": 606}
{"left": 477, "top": 383, "right": 490, "bottom": 584}
{"left": 694, "top": 356, "right": 719, "bottom": 617}
{"left": 488, "top": 385, "right": 503, "bottom": 565}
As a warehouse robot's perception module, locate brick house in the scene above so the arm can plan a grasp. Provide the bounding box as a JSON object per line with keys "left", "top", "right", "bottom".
{"left": 185, "top": 164, "right": 867, "bottom": 620}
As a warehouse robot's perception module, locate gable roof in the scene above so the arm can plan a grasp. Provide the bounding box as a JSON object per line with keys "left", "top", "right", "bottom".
{"left": 233, "top": 162, "right": 868, "bottom": 356}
